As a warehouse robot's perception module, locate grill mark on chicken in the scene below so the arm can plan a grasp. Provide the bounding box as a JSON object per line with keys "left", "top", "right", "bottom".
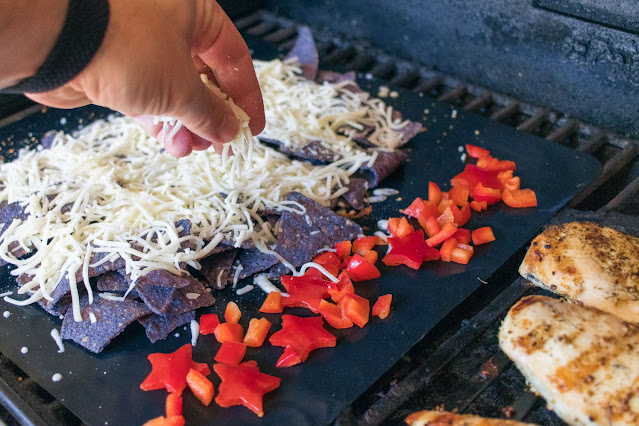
{"left": 404, "top": 410, "right": 535, "bottom": 425}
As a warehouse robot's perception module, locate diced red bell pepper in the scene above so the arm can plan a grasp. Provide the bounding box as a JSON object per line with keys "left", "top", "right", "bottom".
{"left": 319, "top": 299, "right": 354, "bottom": 329}
{"left": 140, "top": 344, "right": 193, "bottom": 394}
{"left": 214, "top": 361, "right": 281, "bottom": 417}
{"left": 215, "top": 341, "right": 247, "bottom": 366}
{"left": 503, "top": 176, "right": 520, "bottom": 192}
{"left": 426, "top": 223, "right": 458, "bottom": 247}
{"left": 419, "top": 213, "right": 440, "bottom": 238}
{"left": 477, "top": 156, "right": 516, "bottom": 172}
{"left": 269, "top": 315, "right": 337, "bottom": 362}
{"left": 502, "top": 189, "right": 537, "bottom": 208}
{"left": 334, "top": 240, "right": 352, "bottom": 260}
{"left": 243, "top": 318, "right": 272, "bottom": 347}
{"left": 383, "top": 229, "right": 434, "bottom": 270}
{"left": 281, "top": 275, "right": 331, "bottom": 313}
{"left": 345, "top": 254, "right": 381, "bottom": 281}
{"left": 440, "top": 237, "right": 458, "bottom": 262}
{"left": 449, "top": 184, "right": 469, "bottom": 206}
{"left": 456, "top": 203, "right": 471, "bottom": 227}
{"left": 497, "top": 169, "right": 514, "bottom": 183}
{"left": 437, "top": 199, "right": 455, "bottom": 214}
{"left": 352, "top": 236, "right": 380, "bottom": 255}
{"left": 166, "top": 393, "right": 183, "bottom": 417}
{"left": 452, "top": 228, "right": 471, "bottom": 245}
{"left": 472, "top": 226, "right": 496, "bottom": 245}
{"left": 387, "top": 217, "right": 414, "bottom": 238}
{"left": 199, "top": 314, "right": 220, "bottom": 335}
{"left": 276, "top": 346, "right": 302, "bottom": 368}
{"left": 441, "top": 192, "right": 450, "bottom": 200}
{"left": 465, "top": 144, "right": 491, "bottom": 159}
{"left": 362, "top": 249, "right": 378, "bottom": 265}
{"left": 472, "top": 182, "right": 502, "bottom": 205}
{"left": 259, "top": 292, "right": 283, "bottom": 313}
{"left": 143, "top": 416, "right": 185, "bottom": 426}
{"left": 469, "top": 200, "right": 486, "bottom": 212}
{"left": 327, "top": 272, "right": 355, "bottom": 303}
{"left": 191, "top": 360, "right": 210, "bottom": 377}
{"left": 372, "top": 294, "right": 392, "bottom": 319}
{"left": 214, "top": 323, "right": 244, "bottom": 344}
{"left": 404, "top": 198, "right": 439, "bottom": 220}
{"left": 339, "top": 293, "right": 370, "bottom": 328}
{"left": 306, "top": 251, "right": 341, "bottom": 279}
{"left": 422, "top": 244, "right": 441, "bottom": 261}
{"left": 451, "top": 244, "right": 474, "bottom": 265}
{"left": 436, "top": 207, "right": 456, "bottom": 227}
{"left": 186, "top": 368, "right": 215, "bottom": 406}
{"left": 224, "top": 302, "right": 241, "bottom": 324}
{"left": 428, "top": 181, "right": 443, "bottom": 204}
{"left": 451, "top": 164, "right": 502, "bottom": 192}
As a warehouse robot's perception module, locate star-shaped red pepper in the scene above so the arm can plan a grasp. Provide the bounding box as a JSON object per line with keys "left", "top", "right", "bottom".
{"left": 214, "top": 361, "right": 281, "bottom": 417}
{"left": 269, "top": 315, "right": 336, "bottom": 365}
{"left": 140, "top": 344, "right": 194, "bottom": 394}
{"left": 383, "top": 229, "right": 439, "bottom": 269}
{"left": 280, "top": 275, "right": 331, "bottom": 313}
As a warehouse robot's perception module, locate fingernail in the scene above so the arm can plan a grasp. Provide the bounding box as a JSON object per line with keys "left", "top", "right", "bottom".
{"left": 218, "top": 112, "right": 239, "bottom": 143}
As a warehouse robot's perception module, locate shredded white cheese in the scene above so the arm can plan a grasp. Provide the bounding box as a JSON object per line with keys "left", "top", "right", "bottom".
{"left": 236, "top": 284, "right": 254, "bottom": 295}
{"left": 190, "top": 319, "right": 199, "bottom": 346}
{"left": 296, "top": 262, "right": 339, "bottom": 283}
{"left": 253, "top": 274, "right": 282, "bottom": 294}
{"left": 50, "top": 328, "right": 65, "bottom": 353}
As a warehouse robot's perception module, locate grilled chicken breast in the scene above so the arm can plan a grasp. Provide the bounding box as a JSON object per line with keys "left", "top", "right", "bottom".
{"left": 519, "top": 222, "right": 639, "bottom": 323}
{"left": 405, "top": 410, "right": 534, "bottom": 425}
{"left": 499, "top": 295, "right": 639, "bottom": 425}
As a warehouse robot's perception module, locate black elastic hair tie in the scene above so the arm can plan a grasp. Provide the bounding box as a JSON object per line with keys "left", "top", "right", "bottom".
{"left": 1, "top": 0, "right": 110, "bottom": 94}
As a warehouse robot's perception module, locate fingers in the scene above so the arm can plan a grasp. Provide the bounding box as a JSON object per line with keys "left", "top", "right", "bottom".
{"left": 135, "top": 114, "right": 206, "bottom": 157}
{"left": 25, "top": 85, "right": 91, "bottom": 109}
{"left": 192, "top": 2, "right": 265, "bottom": 135}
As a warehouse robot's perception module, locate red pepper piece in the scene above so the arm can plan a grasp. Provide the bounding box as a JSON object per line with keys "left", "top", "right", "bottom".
{"left": 339, "top": 293, "right": 370, "bottom": 328}
{"left": 388, "top": 217, "right": 414, "bottom": 238}
{"left": 419, "top": 213, "right": 440, "bottom": 238}
{"left": 428, "top": 181, "right": 443, "bottom": 205}
{"left": 452, "top": 228, "right": 471, "bottom": 245}
{"left": 215, "top": 341, "right": 247, "bottom": 365}
{"left": 465, "top": 144, "right": 491, "bottom": 159}
{"left": 503, "top": 176, "right": 520, "bottom": 192}
{"left": 345, "top": 254, "right": 381, "bottom": 281}
{"left": 280, "top": 275, "right": 331, "bottom": 313}
{"left": 383, "top": 230, "right": 433, "bottom": 270}
{"left": 191, "top": 360, "right": 210, "bottom": 377}
{"left": 426, "top": 223, "right": 458, "bottom": 247}
{"left": 341, "top": 255, "right": 352, "bottom": 270}
{"left": 362, "top": 249, "right": 378, "bottom": 265}
{"left": 497, "top": 169, "right": 514, "bottom": 184}
{"left": 327, "top": 272, "right": 355, "bottom": 303}
{"left": 199, "top": 314, "right": 220, "bottom": 335}
{"left": 259, "top": 292, "right": 283, "bottom": 313}
{"left": 143, "top": 416, "right": 185, "bottom": 426}
{"left": 214, "top": 323, "right": 244, "bottom": 344}
{"left": 436, "top": 207, "right": 455, "bottom": 227}
{"left": 472, "top": 182, "right": 502, "bottom": 205}
{"left": 440, "top": 237, "right": 458, "bottom": 262}
{"left": 502, "top": 189, "right": 537, "bottom": 208}
{"left": 140, "top": 344, "right": 193, "bottom": 394}
{"left": 319, "top": 299, "right": 354, "bottom": 329}
{"left": 165, "top": 393, "right": 183, "bottom": 417}
{"left": 214, "top": 361, "right": 281, "bottom": 417}
{"left": 404, "top": 198, "right": 439, "bottom": 220}
{"left": 422, "top": 244, "right": 441, "bottom": 261}
{"left": 224, "top": 302, "right": 241, "bottom": 324}
{"left": 477, "top": 156, "right": 516, "bottom": 172}
{"left": 451, "top": 164, "right": 502, "bottom": 192}
{"left": 243, "top": 318, "right": 272, "bottom": 347}
{"left": 456, "top": 204, "right": 471, "bottom": 227}
{"left": 334, "top": 240, "right": 352, "bottom": 260}
{"left": 186, "top": 368, "right": 215, "bottom": 406}
{"left": 372, "top": 294, "right": 392, "bottom": 319}
{"left": 306, "top": 251, "right": 341, "bottom": 279}
{"left": 352, "top": 236, "right": 380, "bottom": 255}
{"left": 472, "top": 226, "right": 496, "bottom": 245}
{"left": 451, "top": 244, "right": 474, "bottom": 264}
{"left": 276, "top": 346, "right": 302, "bottom": 368}
{"left": 437, "top": 199, "right": 455, "bottom": 214}
{"left": 449, "top": 184, "right": 469, "bottom": 206}
{"left": 469, "top": 200, "right": 485, "bottom": 212}
{"left": 269, "top": 315, "right": 337, "bottom": 362}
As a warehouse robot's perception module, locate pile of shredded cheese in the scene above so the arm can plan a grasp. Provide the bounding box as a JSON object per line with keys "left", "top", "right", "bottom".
{"left": 0, "top": 59, "right": 409, "bottom": 320}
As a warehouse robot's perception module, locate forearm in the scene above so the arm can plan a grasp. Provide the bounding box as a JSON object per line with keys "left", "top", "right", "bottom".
{"left": 0, "top": 0, "right": 68, "bottom": 89}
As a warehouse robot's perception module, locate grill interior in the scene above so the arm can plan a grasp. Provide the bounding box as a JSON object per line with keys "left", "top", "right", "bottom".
{"left": 0, "top": 9, "right": 638, "bottom": 426}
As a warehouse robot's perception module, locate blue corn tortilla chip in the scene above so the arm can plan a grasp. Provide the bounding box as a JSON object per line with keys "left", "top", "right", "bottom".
{"left": 138, "top": 311, "right": 195, "bottom": 343}
{"left": 316, "top": 70, "right": 361, "bottom": 93}
{"left": 359, "top": 150, "right": 408, "bottom": 187}
{"left": 96, "top": 271, "right": 136, "bottom": 295}
{"left": 237, "top": 249, "right": 279, "bottom": 280}
{"left": 199, "top": 249, "right": 238, "bottom": 290}
{"left": 37, "top": 294, "right": 72, "bottom": 317}
{"left": 40, "top": 131, "right": 57, "bottom": 149}
{"left": 164, "top": 276, "right": 215, "bottom": 316}
{"left": 269, "top": 192, "right": 362, "bottom": 278}
{"left": 136, "top": 269, "right": 191, "bottom": 288}
{"left": 285, "top": 26, "right": 318, "bottom": 81}
{"left": 259, "top": 137, "right": 341, "bottom": 165}
{"left": 60, "top": 295, "right": 151, "bottom": 353}
{"left": 103, "top": 270, "right": 176, "bottom": 315}
{"left": 342, "top": 177, "right": 369, "bottom": 211}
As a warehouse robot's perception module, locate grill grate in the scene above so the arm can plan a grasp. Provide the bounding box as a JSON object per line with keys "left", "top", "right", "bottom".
{"left": 0, "top": 9, "right": 638, "bottom": 426}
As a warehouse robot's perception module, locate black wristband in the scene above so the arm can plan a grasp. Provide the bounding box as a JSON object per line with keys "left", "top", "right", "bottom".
{"left": 0, "top": 0, "right": 110, "bottom": 94}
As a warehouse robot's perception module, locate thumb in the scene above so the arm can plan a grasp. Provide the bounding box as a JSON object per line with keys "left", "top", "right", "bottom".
{"left": 166, "top": 69, "right": 240, "bottom": 145}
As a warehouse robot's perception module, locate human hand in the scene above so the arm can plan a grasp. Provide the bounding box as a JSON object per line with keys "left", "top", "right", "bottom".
{"left": 25, "top": 0, "right": 265, "bottom": 157}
